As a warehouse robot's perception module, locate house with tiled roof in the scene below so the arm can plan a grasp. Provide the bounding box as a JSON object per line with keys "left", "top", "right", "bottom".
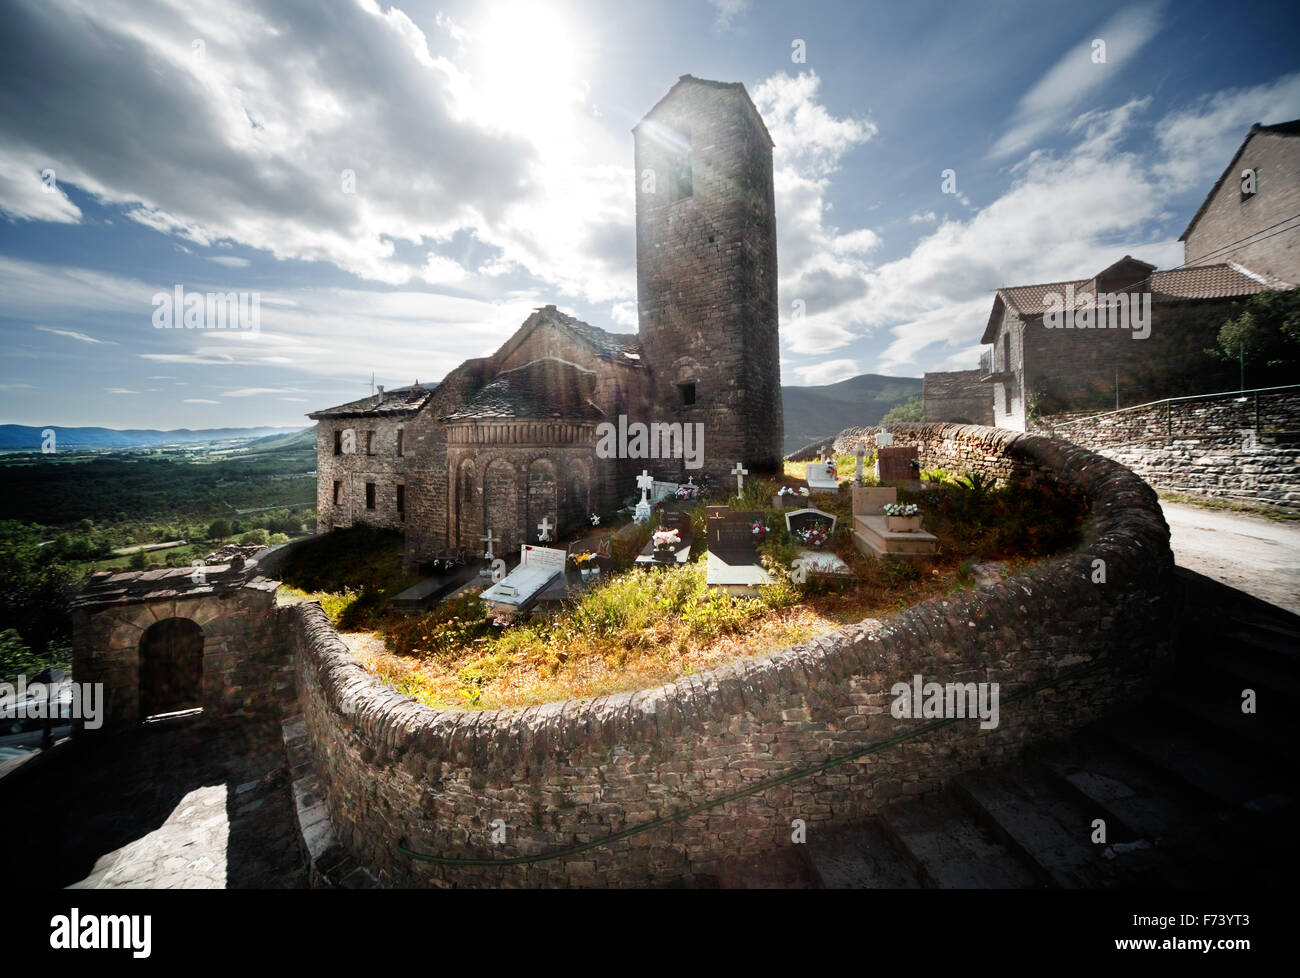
{"left": 924, "top": 120, "right": 1298, "bottom": 432}
{"left": 307, "top": 76, "right": 783, "bottom": 567}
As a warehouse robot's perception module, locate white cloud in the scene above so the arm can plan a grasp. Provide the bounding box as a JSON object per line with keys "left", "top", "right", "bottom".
{"left": 908, "top": 211, "right": 937, "bottom": 225}
{"left": 793, "top": 358, "right": 859, "bottom": 385}
{"left": 183, "top": 398, "right": 220, "bottom": 404}
{"left": 706, "top": 0, "right": 750, "bottom": 31}
{"left": 990, "top": 2, "right": 1164, "bottom": 158}
{"left": 35, "top": 325, "right": 116, "bottom": 345}
{"left": 0, "top": 148, "right": 82, "bottom": 223}
{"left": 208, "top": 255, "right": 251, "bottom": 268}
{"left": 105, "top": 387, "right": 139, "bottom": 394}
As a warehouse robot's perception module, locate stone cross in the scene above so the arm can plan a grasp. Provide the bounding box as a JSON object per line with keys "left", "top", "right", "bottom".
{"left": 537, "top": 516, "right": 554, "bottom": 542}
{"left": 480, "top": 528, "right": 496, "bottom": 560}
{"left": 855, "top": 445, "right": 865, "bottom": 484}
{"left": 875, "top": 428, "right": 894, "bottom": 449}
{"left": 731, "top": 461, "right": 748, "bottom": 497}
{"left": 685, "top": 476, "right": 696, "bottom": 488}
{"left": 636, "top": 469, "right": 654, "bottom": 500}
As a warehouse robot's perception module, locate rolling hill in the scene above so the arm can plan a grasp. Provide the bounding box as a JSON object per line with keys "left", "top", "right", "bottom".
{"left": 0, "top": 424, "right": 305, "bottom": 451}
{"left": 781, "top": 374, "right": 921, "bottom": 455}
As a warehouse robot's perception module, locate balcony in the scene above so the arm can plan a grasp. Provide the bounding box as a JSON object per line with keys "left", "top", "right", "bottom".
{"left": 979, "top": 349, "right": 1015, "bottom": 383}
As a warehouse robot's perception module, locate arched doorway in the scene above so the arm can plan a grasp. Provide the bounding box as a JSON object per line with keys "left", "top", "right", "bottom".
{"left": 526, "top": 458, "right": 558, "bottom": 543}
{"left": 139, "top": 618, "right": 204, "bottom": 720}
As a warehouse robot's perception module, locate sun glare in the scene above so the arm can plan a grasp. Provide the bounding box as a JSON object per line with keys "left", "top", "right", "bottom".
{"left": 468, "top": 2, "right": 589, "bottom": 140}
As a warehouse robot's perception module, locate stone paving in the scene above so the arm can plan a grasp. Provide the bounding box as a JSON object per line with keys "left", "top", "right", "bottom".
{"left": 0, "top": 715, "right": 306, "bottom": 889}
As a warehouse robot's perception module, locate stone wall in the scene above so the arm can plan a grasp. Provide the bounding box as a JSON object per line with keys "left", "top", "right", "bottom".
{"left": 315, "top": 414, "right": 414, "bottom": 534}
{"left": 1033, "top": 388, "right": 1300, "bottom": 511}
{"left": 283, "top": 423, "right": 1176, "bottom": 887}
{"left": 922, "top": 369, "right": 994, "bottom": 425}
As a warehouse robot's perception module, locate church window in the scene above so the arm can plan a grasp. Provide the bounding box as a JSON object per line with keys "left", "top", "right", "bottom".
{"left": 671, "top": 131, "right": 692, "bottom": 200}
{"left": 365, "top": 482, "right": 376, "bottom": 510}
{"left": 333, "top": 430, "right": 342, "bottom": 455}
{"left": 679, "top": 381, "right": 696, "bottom": 406}
{"left": 366, "top": 430, "right": 375, "bottom": 455}
{"left": 396, "top": 428, "right": 404, "bottom": 456}
{"left": 396, "top": 484, "right": 405, "bottom": 517}
{"left": 332, "top": 481, "right": 342, "bottom": 505}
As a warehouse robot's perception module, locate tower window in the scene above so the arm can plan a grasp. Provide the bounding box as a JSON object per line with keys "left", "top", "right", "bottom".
{"left": 365, "top": 482, "right": 376, "bottom": 510}
{"left": 396, "top": 428, "right": 404, "bottom": 457}
{"left": 679, "top": 382, "right": 696, "bottom": 406}
{"left": 366, "top": 430, "right": 375, "bottom": 455}
{"left": 332, "top": 481, "right": 342, "bottom": 505}
{"left": 396, "top": 484, "right": 405, "bottom": 517}
{"left": 333, "top": 430, "right": 342, "bottom": 455}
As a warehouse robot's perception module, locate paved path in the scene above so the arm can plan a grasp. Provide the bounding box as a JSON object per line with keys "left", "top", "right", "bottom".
{"left": 0, "top": 716, "right": 305, "bottom": 888}
{"left": 1159, "top": 502, "right": 1300, "bottom": 615}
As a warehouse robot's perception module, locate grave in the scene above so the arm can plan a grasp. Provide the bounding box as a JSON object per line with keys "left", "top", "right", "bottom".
{"left": 704, "top": 507, "right": 774, "bottom": 595}
{"left": 391, "top": 549, "right": 479, "bottom": 612}
{"left": 651, "top": 480, "right": 680, "bottom": 503}
{"left": 876, "top": 445, "right": 920, "bottom": 486}
{"left": 480, "top": 545, "right": 568, "bottom": 615}
{"left": 849, "top": 484, "right": 939, "bottom": 560}
{"left": 784, "top": 507, "right": 852, "bottom": 580}
{"left": 535, "top": 533, "right": 615, "bottom": 603}
{"left": 634, "top": 470, "right": 654, "bottom": 524}
{"left": 635, "top": 511, "right": 695, "bottom": 566}
{"left": 805, "top": 461, "right": 840, "bottom": 492}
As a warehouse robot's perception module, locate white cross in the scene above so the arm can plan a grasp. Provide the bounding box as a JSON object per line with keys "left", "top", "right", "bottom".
{"left": 590, "top": 513, "right": 600, "bottom": 525}
{"left": 480, "top": 528, "right": 496, "bottom": 559}
{"left": 732, "top": 461, "right": 748, "bottom": 497}
{"left": 636, "top": 469, "right": 654, "bottom": 495}
{"left": 875, "top": 428, "right": 894, "bottom": 448}
{"left": 537, "top": 516, "right": 554, "bottom": 542}
{"left": 685, "top": 476, "right": 696, "bottom": 488}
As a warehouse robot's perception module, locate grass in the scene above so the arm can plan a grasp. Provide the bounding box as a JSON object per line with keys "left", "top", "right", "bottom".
{"left": 276, "top": 526, "right": 420, "bottom": 630}
{"left": 330, "top": 472, "right": 1089, "bottom": 711}
{"left": 1157, "top": 491, "right": 1300, "bottom": 522}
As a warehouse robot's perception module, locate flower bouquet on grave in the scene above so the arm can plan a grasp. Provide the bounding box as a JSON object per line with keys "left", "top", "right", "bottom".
{"left": 882, "top": 502, "right": 921, "bottom": 533}
{"left": 797, "top": 521, "right": 831, "bottom": 549}
{"left": 774, "top": 486, "right": 810, "bottom": 508}
{"left": 651, "top": 527, "right": 681, "bottom": 564}
{"left": 570, "top": 551, "right": 596, "bottom": 577}
{"left": 751, "top": 519, "right": 769, "bottom": 543}
{"left": 674, "top": 484, "right": 700, "bottom": 501}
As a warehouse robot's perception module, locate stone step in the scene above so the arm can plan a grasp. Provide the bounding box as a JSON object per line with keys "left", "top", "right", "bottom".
{"left": 1218, "top": 626, "right": 1300, "bottom": 667}
{"left": 1156, "top": 682, "right": 1300, "bottom": 768}
{"left": 1103, "top": 707, "right": 1287, "bottom": 807}
{"left": 952, "top": 765, "right": 1154, "bottom": 888}
{"left": 1027, "top": 736, "right": 1204, "bottom": 842}
{"left": 805, "top": 819, "right": 924, "bottom": 889}
{"left": 880, "top": 791, "right": 1042, "bottom": 889}
{"left": 1188, "top": 644, "right": 1300, "bottom": 709}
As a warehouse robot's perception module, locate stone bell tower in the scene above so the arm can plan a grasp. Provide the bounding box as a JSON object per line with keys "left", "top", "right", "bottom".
{"left": 633, "top": 75, "right": 783, "bottom": 483}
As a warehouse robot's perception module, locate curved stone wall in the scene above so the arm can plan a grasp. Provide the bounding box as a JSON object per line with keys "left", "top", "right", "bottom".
{"left": 283, "top": 424, "right": 1176, "bottom": 887}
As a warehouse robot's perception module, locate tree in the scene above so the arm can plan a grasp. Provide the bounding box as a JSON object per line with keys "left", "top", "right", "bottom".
{"left": 129, "top": 550, "right": 149, "bottom": 571}
{"left": 208, "top": 519, "right": 231, "bottom": 541}
{"left": 1209, "top": 289, "right": 1300, "bottom": 385}
{"left": 881, "top": 394, "right": 923, "bottom": 425}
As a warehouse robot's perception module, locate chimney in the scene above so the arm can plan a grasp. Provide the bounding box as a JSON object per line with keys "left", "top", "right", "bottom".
{"left": 376, "top": 385, "right": 384, "bottom": 405}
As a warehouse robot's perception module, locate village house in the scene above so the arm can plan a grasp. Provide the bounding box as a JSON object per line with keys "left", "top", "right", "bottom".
{"left": 924, "top": 119, "right": 1299, "bottom": 431}
{"left": 309, "top": 76, "right": 783, "bottom": 568}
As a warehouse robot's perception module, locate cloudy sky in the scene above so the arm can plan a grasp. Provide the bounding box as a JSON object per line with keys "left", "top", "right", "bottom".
{"left": 1, "top": 0, "right": 1298, "bottom": 429}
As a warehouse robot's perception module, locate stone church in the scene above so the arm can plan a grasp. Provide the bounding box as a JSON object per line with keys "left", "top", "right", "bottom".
{"left": 310, "top": 76, "right": 783, "bottom": 567}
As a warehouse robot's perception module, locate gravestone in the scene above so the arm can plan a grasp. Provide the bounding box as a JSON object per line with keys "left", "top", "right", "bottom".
{"left": 784, "top": 507, "right": 837, "bottom": 539}
{"left": 805, "top": 462, "right": 839, "bottom": 491}
{"left": 481, "top": 545, "right": 567, "bottom": 614}
{"left": 784, "top": 507, "right": 851, "bottom": 581}
{"left": 651, "top": 480, "right": 680, "bottom": 503}
{"left": 634, "top": 470, "right": 654, "bottom": 524}
{"left": 876, "top": 446, "right": 919, "bottom": 484}
{"left": 705, "top": 507, "right": 774, "bottom": 594}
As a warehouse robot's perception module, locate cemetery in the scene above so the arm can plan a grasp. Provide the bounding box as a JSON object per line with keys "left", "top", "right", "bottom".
{"left": 282, "top": 441, "right": 1090, "bottom": 713}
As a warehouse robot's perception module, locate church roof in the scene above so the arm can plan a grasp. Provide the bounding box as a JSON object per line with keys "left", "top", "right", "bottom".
{"left": 981, "top": 261, "right": 1271, "bottom": 343}
{"left": 498, "top": 304, "right": 642, "bottom": 367}
{"left": 307, "top": 383, "right": 434, "bottom": 420}
{"left": 441, "top": 357, "right": 606, "bottom": 422}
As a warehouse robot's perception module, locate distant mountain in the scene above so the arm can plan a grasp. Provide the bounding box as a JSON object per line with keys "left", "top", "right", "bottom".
{"left": 239, "top": 426, "right": 317, "bottom": 453}
{"left": 781, "top": 374, "right": 921, "bottom": 455}
{"left": 0, "top": 424, "right": 306, "bottom": 451}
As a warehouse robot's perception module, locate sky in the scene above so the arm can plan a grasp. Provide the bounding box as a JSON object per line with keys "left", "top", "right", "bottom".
{"left": 1, "top": 0, "right": 1298, "bottom": 429}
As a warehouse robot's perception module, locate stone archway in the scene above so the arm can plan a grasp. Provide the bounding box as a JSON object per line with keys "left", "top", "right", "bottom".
{"left": 138, "top": 617, "right": 204, "bottom": 719}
